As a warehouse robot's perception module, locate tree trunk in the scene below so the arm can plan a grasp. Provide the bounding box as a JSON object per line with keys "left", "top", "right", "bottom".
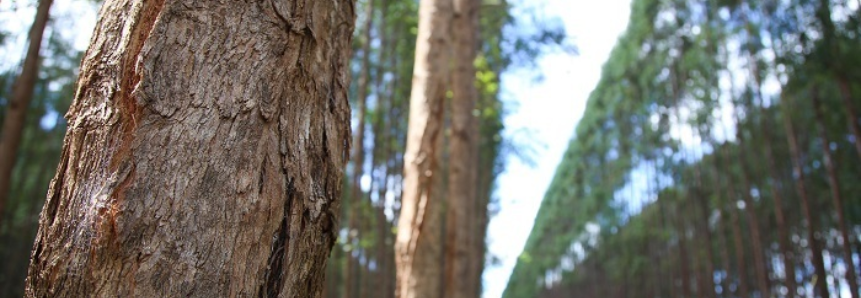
{"left": 394, "top": 0, "right": 451, "bottom": 296}
{"left": 693, "top": 171, "right": 717, "bottom": 298}
{"left": 0, "top": 0, "right": 53, "bottom": 223}
{"left": 812, "top": 87, "right": 860, "bottom": 298}
{"left": 737, "top": 164, "right": 771, "bottom": 297}
{"left": 782, "top": 95, "right": 830, "bottom": 298}
{"left": 25, "top": 1, "right": 355, "bottom": 297}
{"left": 756, "top": 99, "right": 798, "bottom": 298}
{"left": 836, "top": 77, "right": 861, "bottom": 159}
{"left": 345, "top": 0, "right": 375, "bottom": 296}
{"left": 745, "top": 51, "right": 799, "bottom": 298}
{"left": 444, "top": 0, "right": 479, "bottom": 297}
{"left": 675, "top": 200, "right": 692, "bottom": 298}
{"left": 722, "top": 150, "right": 751, "bottom": 298}
{"left": 731, "top": 102, "right": 771, "bottom": 297}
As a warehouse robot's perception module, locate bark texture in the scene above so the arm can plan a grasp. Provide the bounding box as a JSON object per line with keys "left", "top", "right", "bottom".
{"left": 444, "top": 0, "right": 479, "bottom": 298}
{"left": 394, "top": 0, "right": 451, "bottom": 297}
{"left": 25, "top": 0, "right": 355, "bottom": 297}
{"left": 0, "top": 0, "right": 53, "bottom": 222}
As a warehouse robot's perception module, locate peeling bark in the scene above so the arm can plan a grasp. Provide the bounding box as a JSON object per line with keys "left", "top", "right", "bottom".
{"left": 25, "top": 0, "right": 355, "bottom": 297}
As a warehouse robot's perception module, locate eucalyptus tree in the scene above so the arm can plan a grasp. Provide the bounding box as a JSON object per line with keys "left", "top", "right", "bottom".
{"left": 25, "top": 1, "right": 356, "bottom": 296}
{"left": 0, "top": 0, "right": 53, "bottom": 223}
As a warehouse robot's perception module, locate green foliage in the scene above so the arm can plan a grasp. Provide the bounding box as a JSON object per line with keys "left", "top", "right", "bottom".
{"left": 504, "top": 0, "right": 861, "bottom": 297}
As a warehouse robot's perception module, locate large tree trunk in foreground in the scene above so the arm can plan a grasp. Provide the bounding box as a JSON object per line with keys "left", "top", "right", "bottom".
{"left": 0, "top": 0, "right": 53, "bottom": 223}
{"left": 444, "top": 0, "right": 479, "bottom": 298}
{"left": 394, "top": 0, "right": 451, "bottom": 296}
{"left": 25, "top": 0, "right": 355, "bottom": 297}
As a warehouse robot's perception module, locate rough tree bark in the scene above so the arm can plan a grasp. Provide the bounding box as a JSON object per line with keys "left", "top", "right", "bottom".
{"left": 0, "top": 0, "right": 53, "bottom": 223}
{"left": 394, "top": 0, "right": 451, "bottom": 296}
{"left": 25, "top": 0, "right": 355, "bottom": 297}
{"left": 444, "top": 0, "right": 479, "bottom": 297}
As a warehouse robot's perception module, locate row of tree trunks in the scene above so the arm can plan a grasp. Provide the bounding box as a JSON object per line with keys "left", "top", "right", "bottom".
{"left": 24, "top": 0, "right": 356, "bottom": 297}
{"left": 0, "top": 0, "right": 54, "bottom": 223}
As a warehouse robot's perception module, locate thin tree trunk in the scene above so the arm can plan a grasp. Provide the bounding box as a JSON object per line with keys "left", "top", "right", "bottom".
{"left": 694, "top": 169, "right": 717, "bottom": 298}
{"left": 717, "top": 212, "right": 733, "bottom": 298}
{"left": 0, "top": 0, "right": 53, "bottom": 222}
{"left": 737, "top": 164, "right": 771, "bottom": 297}
{"left": 782, "top": 95, "right": 830, "bottom": 298}
{"left": 733, "top": 101, "right": 771, "bottom": 297}
{"left": 675, "top": 200, "right": 692, "bottom": 298}
{"left": 836, "top": 77, "right": 861, "bottom": 159}
{"left": 811, "top": 86, "right": 860, "bottom": 298}
{"left": 743, "top": 48, "right": 800, "bottom": 297}
{"left": 755, "top": 95, "right": 798, "bottom": 298}
{"left": 25, "top": 1, "right": 355, "bottom": 297}
{"left": 444, "top": 0, "right": 479, "bottom": 297}
{"left": 394, "top": 0, "right": 451, "bottom": 296}
{"left": 711, "top": 153, "right": 735, "bottom": 298}
{"left": 345, "top": 0, "right": 375, "bottom": 295}
{"left": 721, "top": 148, "right": 751, "bottom": 298}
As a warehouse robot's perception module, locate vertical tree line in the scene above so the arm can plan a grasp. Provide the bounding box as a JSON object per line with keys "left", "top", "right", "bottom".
{"left": 504, "top": 0, "right": 861, "bottom": 297}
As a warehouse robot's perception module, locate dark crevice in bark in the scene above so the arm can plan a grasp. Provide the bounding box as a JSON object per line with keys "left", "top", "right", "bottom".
{"left": 261, "top": 177, "right": 296, "bottom": 298}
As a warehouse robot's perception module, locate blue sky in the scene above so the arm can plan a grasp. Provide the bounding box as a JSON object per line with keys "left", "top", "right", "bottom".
{"left": 484, "top": 1, "right": 631, "bottom": 297}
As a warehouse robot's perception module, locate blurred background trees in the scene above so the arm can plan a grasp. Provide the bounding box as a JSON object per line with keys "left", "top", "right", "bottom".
{"left": 504, "top": 0, "right": 861, "bottom": 297}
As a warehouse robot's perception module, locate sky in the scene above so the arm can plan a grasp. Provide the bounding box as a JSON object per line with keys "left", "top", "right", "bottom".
{"left": 483, "top": 1, "right": 631, "bottom": 297}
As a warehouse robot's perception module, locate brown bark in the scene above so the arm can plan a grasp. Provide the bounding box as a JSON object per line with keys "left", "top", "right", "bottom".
{"left": 444, "top": 0, "right": 479, "bottom": 297}
{"left": 25, "top": 0, "right": 355, "bottom": 297}
{"left": 394, "top": 0, "right": 451, "bottom": 297}
{"left": 812, "top": 87, "right": 860, "bottom": 298}
{"left": 782, "top": 95, "right": 830, "bottom": 298}
{"left": 0, "top": 0, "right": 53, "bottom": 223}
